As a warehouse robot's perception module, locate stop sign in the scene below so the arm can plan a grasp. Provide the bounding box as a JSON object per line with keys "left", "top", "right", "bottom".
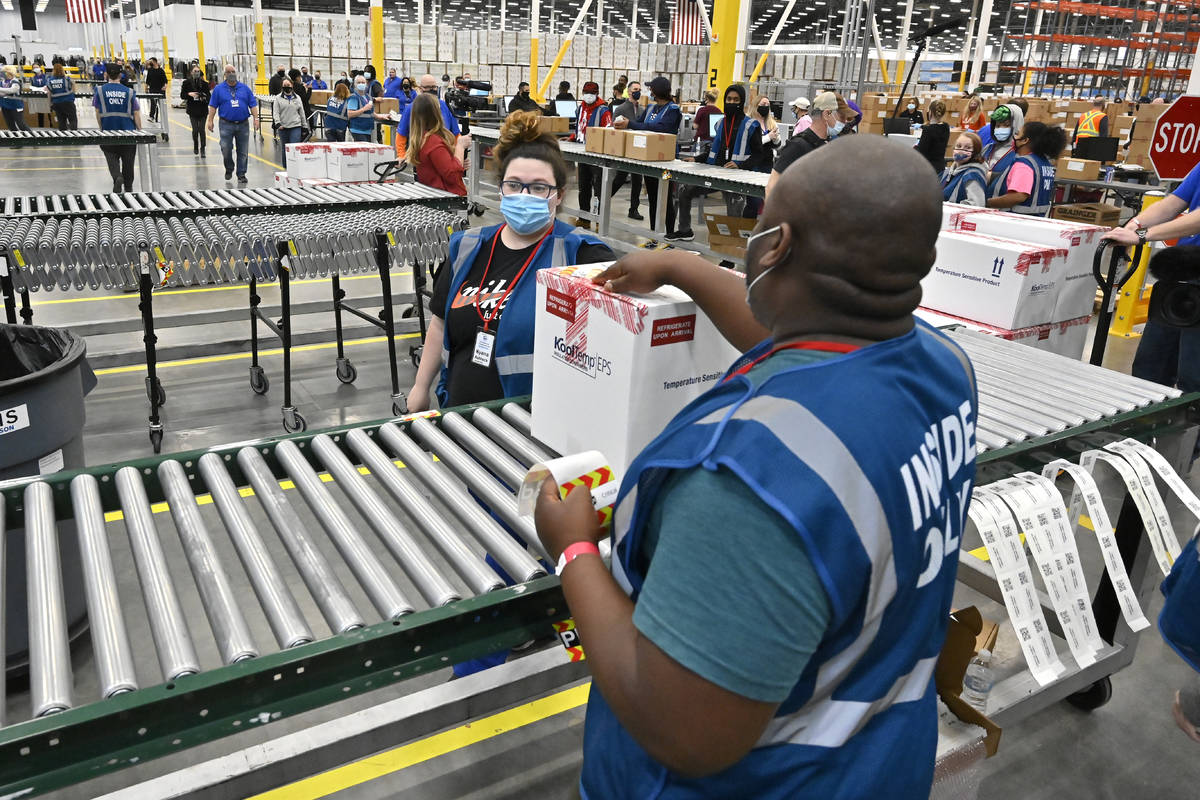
{"left": 1150, "top": 95, "right": 1200, "bottom": 180}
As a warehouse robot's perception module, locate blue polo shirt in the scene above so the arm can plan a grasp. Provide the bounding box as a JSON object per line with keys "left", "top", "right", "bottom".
{"left": 208, "top": 80, "right": 257, "bottom": 122}
{"left": 1172, "top": 162, "right": 1200, "bottom": 247}
{"left": 396, "top": 96, "right": 461, "bottom": 138}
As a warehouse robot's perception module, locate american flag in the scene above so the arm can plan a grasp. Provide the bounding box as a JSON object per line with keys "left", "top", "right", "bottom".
{"left": 669, "top": 0, "right": 704, "bottom": 45}
{"left": 66, "top": 0, "right": 105, "bottom": 23}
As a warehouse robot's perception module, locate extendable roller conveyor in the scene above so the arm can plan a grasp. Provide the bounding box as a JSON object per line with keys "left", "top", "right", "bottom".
{"left": 0, "top": 182, "right": 462, "bottom": 218}
{"left": 0, "top": 129, "right": 158, "bottom": 146}
{"left": 0, "top": 401, "right": 567, "bottom": 798}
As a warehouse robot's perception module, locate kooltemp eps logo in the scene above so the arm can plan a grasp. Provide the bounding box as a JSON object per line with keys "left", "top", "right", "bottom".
{"left": 552, "top": 337, "right": 613, "bottom": 379}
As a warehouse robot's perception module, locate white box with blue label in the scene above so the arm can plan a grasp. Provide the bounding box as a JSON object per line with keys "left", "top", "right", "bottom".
{"left": 923, "top": 230, "right": 1071, "bottom": 330}
{"left": 532, "top": 264, "right": 742, "bottom": 474}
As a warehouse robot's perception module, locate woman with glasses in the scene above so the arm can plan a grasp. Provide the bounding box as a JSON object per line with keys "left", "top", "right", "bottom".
{"left": 940, "top": 130, "right": 988, "bottom": 206}
{"left": 407, "top": 110, "right": 614, "bottom": 416}
{"left": 407, "top": 93, "right": 471, "bottom": 196}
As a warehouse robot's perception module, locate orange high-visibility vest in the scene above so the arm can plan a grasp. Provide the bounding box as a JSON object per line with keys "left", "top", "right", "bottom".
{"left": 1075, "top": 109, "right": 1105, "bottom": 143}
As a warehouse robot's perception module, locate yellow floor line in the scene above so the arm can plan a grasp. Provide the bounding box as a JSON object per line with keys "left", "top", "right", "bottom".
{"left": 31, "top": 271, "right": 411, "bottom": 305}
{"left": 246, "top": 683, "right": 591, "bottom": 800}
{"left": 93, "top": 331, "right": 422, "bottom": 375}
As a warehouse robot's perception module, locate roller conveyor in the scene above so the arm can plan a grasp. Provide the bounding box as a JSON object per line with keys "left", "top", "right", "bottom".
{"left": 0, "top": 181, "right": 462, "bottom": 218}
{"left": 0, "top": 129, "right": 157, "bottom": 146}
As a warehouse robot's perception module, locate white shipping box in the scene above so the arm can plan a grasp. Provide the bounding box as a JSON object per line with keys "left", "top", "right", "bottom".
{"left": 923, "top": 231, "right": 1070, "bottom": 330}
{"left": 285, "top": 143, "right": 329, "bottom": 180}
{"left": 941, "top": 202, "right": 989, "bottom": 230}
{"left": 916, "top": 308, "right": 1092, "bottom": 360}
{"left": 325, "top": 143, "right": 372, "bottom": 183}
{"left": 532, "top": 265, "right": 742, "bottom": 474}
{"left": 946, "top": 210, "right": 1105, "bottom": 323}
{"left": 362, "top": 144, "right": 395, "bottom": 179}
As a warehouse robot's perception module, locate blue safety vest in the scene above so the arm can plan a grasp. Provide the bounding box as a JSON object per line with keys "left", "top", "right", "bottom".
{"left": 0, "top": 78, "right": 23, "bottom": 111}
{"left": 582, "top": 321, "right": 979, "bottom": 800}
{"left": 710, "top": 114, "right": 762, "bottom": 168}
{"left": 642, "top": 101, "right": 680, "bottom": 129}
{"left": 988, "top": 152, "right": 1053, "bottom": 216}
{"left": 31, "top": 72, "right": 47, "bottom": 88}
{"left": 346, "top": 92, "right": 374, "bottom": 134}
{"left": 325, "top": 96, "right": 349, "bottom": 130}
{"left": 96, "top": 82, "right": 136, "bottom": 130}
{"left": 576, "top": 103, "right": 610, "bottom": 142}
{"left": 47, "top": 75, "right": 75, "bottom": 104}
{"left": 437, "top": 220, "right": 607, "bottom": 406}
{"left": 941, "top": 163, "right": 988, "bottom": 203}
{"left": 1161, "top": 533, "right": 1200, "bottom": 672}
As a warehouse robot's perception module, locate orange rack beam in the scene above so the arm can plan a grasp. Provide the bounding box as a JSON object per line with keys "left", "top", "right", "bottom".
{"left": 1013, "top": 1, "right": 1200, "bottom": 23}
{"left": 1010, "top": 33, "right": 1195, "bottom": 52}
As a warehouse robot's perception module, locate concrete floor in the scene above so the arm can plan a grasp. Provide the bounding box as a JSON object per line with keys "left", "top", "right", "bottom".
{"left": 4, "top": 119, "right": 1200, "bottom": 799}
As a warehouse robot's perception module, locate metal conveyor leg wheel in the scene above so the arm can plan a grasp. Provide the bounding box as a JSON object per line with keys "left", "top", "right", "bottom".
{"left": 145, "top": 377, "right": 166, "bottom": 407}
{"left": 249, "top": 365, "right": 270, "bottom": 395}
{"left": 392, "top": 394, "right": 408, "bottom": 417}
{"left": 1066, "top": 677, "right": 1113, "bottom": 712}
{"left": 282, "top": 406, "right": 307, "bottom": 434}
{"left": 410, "top": 345, "right": 421, "bottom": 368}
{"left": 148, "top": 423, "right": 163, "bottom": 454}
{"left": 335, "top": 357, "right": 358, "bottom": 384}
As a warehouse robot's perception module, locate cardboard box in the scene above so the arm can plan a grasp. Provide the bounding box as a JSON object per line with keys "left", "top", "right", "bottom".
{"left": 325, "top": 142, "right": 372, "bottom": 182}
{"left": 945, "top": 209, "right": 1106, "bottom": 322}
{"left": 922, "top": 230, "right": 1070, "bottom": 329}
{"left": 936, "top": 606, "right": 1002, "bottom": 758}
{"left": 536, "top": 115, "right": 570, "bottom": 135}
{"left": 1051, "top": 202, "right": 1122, "bottom": 227}
{"left": 704, "top": 213, "right": 756, "bottom": 258}
{"left": 1113, "top": 114, "right": 1136, "bottom": 141}
{"left": 584, "top": 125, "right": 609, "bottom": 154}
{"left": 604, "top": 128, "right": 630, "bottom": 157}
{"left": 285, "top": 142, "right": 329, "bottom": 180}
{"left": 625, "top": 131, "right": 676, "bottom": 161}
{"left": 1135, "top": 103, "right": 1167, "bottom": 123}
{"left": 531, "top": 265, "right": 742, "bottom": 473}
{"left": 1056, "top": 156, "right": 1101, "bottom": 181}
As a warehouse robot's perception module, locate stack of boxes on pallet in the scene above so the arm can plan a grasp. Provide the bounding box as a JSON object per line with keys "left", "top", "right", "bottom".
{"left": 919, "top": 205, "right": 1108, "bottom": 359}
{"left": 275, "top": 142, "right": 396, "bottom": 187}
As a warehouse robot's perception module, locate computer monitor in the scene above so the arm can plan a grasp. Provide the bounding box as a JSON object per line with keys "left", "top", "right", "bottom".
{"left": 709, "top": 112, "right": 724, "bottom": 138}
{"left": 883, "top": 117, "right": 912, "bottom": 135}
{"left": 1074, "top": 136, "right": 1119, "bottom": 163}
{"left": 501, "top": 96, "right": 513, "bottom": 114}
{"left": 469, "top": 88, "right": 489, "bottom": 97}
{"left": 555, "top": 100, "right": 579, "bottom": 118}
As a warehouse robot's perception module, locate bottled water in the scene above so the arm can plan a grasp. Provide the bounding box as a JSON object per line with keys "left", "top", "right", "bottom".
{"left": 962, "top": 649, "right": 995, "bottom": 714}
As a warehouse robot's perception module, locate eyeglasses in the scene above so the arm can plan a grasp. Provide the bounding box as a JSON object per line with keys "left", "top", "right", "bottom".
{"left": 500, "top": 180, "right": 558, "bottom": 198}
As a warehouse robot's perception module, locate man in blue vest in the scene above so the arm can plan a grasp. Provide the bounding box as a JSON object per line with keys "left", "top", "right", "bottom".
{"left": 206, "top": 63, "right": 261, "bottom": 184}
{"left": 534, "top": 135, "right": 978, "bottom": 799}
{"left": 91, "top": 63, "right": 142, "bottom": 193}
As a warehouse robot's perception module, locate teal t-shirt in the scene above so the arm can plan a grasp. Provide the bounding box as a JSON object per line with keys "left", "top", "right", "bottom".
{"left": 631, "top": 350, "right": 835, "bottom": 703}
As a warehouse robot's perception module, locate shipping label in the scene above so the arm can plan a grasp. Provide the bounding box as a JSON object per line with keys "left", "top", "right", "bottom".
{"left": 545, "top": 287, "right": 578, "bottom": 323}
{"left": 650, "top": 314, "right": 696, "bottom": 347}
{"left": 0, "top": 403, "right": 30, "bottom": 436}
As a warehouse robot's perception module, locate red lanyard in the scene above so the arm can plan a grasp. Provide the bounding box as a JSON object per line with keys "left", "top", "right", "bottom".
{"left": 474, "top": 225, "right": 552, "bottom": 331}
{"left": 723, "top": 114, "right": 737, "bottom": 155}
{"left": 725, "top": 341, "right": 861, "bottom": 382}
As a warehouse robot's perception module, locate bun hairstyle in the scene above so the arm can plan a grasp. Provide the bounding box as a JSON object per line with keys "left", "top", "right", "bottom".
{"left": 1021, "top": 121, "right": 1069, "bottom": 160}
{"left": 495, "top": 111, "right": 568, "bottom": 190}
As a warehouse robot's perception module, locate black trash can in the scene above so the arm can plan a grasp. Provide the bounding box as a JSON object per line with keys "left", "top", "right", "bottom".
{"left": 0, "top": 323, "right": 96, "bottom": 674}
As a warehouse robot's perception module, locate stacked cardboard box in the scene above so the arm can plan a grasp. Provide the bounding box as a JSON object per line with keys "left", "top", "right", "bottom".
{"left": 1125, "top": 103, "right": 1167, "bottom": 169}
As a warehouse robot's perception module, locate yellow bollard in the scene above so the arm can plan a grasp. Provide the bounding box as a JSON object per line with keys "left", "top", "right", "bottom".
{"left": 1110, "top": 191, "right": 1166, "bottom": 339}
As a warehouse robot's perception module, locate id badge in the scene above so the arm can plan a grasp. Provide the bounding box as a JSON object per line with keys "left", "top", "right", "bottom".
{"left": 472, "top": 327, "right": 495, "bottom": 367}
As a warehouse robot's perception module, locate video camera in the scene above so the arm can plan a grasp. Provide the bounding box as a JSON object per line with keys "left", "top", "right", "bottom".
{"left": 443, "top": 75, "right": 493, "bottom": 114}
{"left": 1148, "top": 246, "right": 1200, "bottom": 328}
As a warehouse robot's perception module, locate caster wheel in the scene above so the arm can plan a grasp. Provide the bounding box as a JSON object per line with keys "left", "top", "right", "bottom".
{"left": 1066, "top": 676, "right": 1112, "bottom": 712}
{"left": 282, "top": 411, "right": 307, "bottom": 433}
{"left": 400, "top": 305, "right": 415, "bottom": 319}
{"left": 249, "top": 366, "right": 270, "bottom": 395}
{"left": 410, "top": 345, "right": 422, "bottom": 368}
{"left": 336, "top": 359, "right": 357, "bottom": 384}
{"left": 146, "top": 378, "right": 167, "bottom": 407}
{"left": 149, "top": 427, "right": 163, "bottom": 454}
{"left": 392, "top": 400, "right": 408, "bottom": 416}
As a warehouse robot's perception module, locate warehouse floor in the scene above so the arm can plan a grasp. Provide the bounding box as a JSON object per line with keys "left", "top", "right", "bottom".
{"left": 5, "top": 125, "right": 1200, "bottom": 799}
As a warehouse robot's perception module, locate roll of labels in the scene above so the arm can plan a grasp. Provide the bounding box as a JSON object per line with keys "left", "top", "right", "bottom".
{"left": 518, "top": 451, "right": 620, "bottom": 662}
{"left": 971, "top": 437, "right": 1200, "bottom": 686}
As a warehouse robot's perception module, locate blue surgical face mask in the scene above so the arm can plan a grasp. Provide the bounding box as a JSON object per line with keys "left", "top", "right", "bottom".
{"left": 829, "top": 118, "right": 846, "bottom": 137}
{"left": 355, "top": 83, "right": 367, "bottom": 94}
{"left": 993, "top": 126, "right": 1012, "bottom": 142}
{"left": 501, "top": 192, "right": 554, "bottom": 235}
{"left": 744, "top": 225, "right": 783, "bottom": 304}
{"left": 953, "top": 150, "right": 972, "bottom": 162}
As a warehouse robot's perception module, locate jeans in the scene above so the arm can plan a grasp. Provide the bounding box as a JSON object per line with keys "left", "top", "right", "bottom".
{"left": 326, "top": 128, "right": 346, "bottom": 142}
{"left": 350, "top": 130, "right": 372, "bottom": 142}
{"left": 278, "top": 126, "right": 303, "bottom": 167}
{"left": 1132, "top": 321, "right": 1200, "bottom": 393}
{"left": 1, "top": 107, "right": 31, "bottom": 132}
{"left": 99, "top": 143, "right": 137, "bottom": 192}
{"left": 219, "top": 119, "right": 250, "bottom": 178}
{"left": 52, "top": 101, "right": 77, "bottom": 130}
{"left": 188, "top": 113, "right": 207, "bottom": 151}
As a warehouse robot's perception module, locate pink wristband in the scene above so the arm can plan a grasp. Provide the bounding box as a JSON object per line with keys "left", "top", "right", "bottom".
{"left": 556, "top": 541, "right": 602, "bottom": 574}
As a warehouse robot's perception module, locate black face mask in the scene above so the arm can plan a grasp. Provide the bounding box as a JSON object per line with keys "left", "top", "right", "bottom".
{"left": 725, "top": 102, "right": 743, "bottom": 117}
{"left": 758, "top": 105, "right": 769, "bottom": 117}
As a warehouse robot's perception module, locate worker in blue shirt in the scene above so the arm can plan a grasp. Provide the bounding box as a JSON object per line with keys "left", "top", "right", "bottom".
{"left": 92, "top": 60, "right": 105, "bottom": 81}
{"left": 613, "top": 76, "right": 680, "bottom": 231}
{"left": 1103, "top": 160, "right": 1200, "bottom": 392}
{"left": 206, "top": 63, "right": 261, "bottom": 184}
{"left": 535, "top": 135, "right": 977, "bottom": 800}
{"left": 309, "top": 71, "right": 328, "bottom": 91}
{"left": 92, "top": 63, "right": 142, "bottom": 192}
{"left": 383, "top": 67, "right": 401, "bottom": 96}
{"left": 345, "top": 75, "right": 377, "bottom": 142}
{"left": 394, "top": 73, "right": 461, "bottom": 158}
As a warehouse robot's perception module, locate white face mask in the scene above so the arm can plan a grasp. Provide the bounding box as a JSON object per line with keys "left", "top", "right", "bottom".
{"left": 744, "top": 225, "right": 784, "bottom": 304}
{"left": 582, "top": 93, "right": 597, "bottom": 104}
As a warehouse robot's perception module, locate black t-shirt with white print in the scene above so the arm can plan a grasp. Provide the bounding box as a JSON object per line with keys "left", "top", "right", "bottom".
{"left": 430, "top": 233, "right": 613, "bottom": 406}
